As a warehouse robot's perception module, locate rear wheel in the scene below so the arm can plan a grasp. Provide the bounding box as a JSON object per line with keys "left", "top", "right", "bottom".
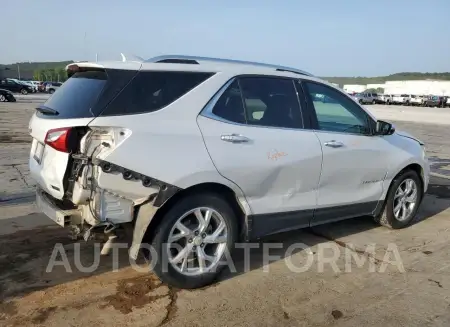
{"left": 20, "top": 88, "right": 28, "bottom": 95}
{"left": 0, "top": 94, "right": 5, "bottom": 102}
{"left": 49, "top": 89, "right": 55, "bottom": 94}
{"left": 149, "top": 193, "right": 238, "bottom": 289}
{"left": 374, "top": 170, "right": 423, "bottom": 229}
{"left": 372, "top": 99, "right": 376, "bottom": 104}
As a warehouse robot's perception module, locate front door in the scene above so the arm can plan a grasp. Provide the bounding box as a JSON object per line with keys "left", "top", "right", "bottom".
{"left": 302, "top": 81, "right": 388, "bottom": 225}
{"left": 198, "top": 77, "right": 323, "bottom": 236}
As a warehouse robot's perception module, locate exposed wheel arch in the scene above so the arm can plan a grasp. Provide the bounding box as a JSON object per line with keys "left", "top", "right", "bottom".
{"left": 398, "top": 163, "right": 424, "bottom": 190}
{"left": 142, "top": 182, "right": 247, "bottom": 246}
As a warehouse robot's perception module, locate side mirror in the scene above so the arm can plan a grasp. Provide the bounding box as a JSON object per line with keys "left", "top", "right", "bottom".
{"left": 375, "top": 120, "right": 395, "bottom": 135}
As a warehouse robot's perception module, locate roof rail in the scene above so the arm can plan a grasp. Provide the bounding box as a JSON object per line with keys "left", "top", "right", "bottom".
{"left": 146, "top": 55, "right": 313, "bottom": 76}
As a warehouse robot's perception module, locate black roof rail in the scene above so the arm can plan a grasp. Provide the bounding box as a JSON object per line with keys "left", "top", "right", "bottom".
{"left": 276, "top": 68, "right": 307, "bottom": 76}
{"left": 156, "top": 59, "right": 199, "bottom": 64}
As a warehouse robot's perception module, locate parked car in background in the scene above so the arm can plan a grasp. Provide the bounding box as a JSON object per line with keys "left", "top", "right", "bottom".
{"left": 0, "top": 88, "right": 16, "bottom": 102}
{"left": 378, "top": 94, "right": 392, "bottom": 104}
{"left": 45, "top": 82, "right": 62, "bottom": 94}
{"left": 30, "top": 81, "right": 42, "bottom": 90}
{"left": 353, "top": 92, "right": 377, "bottom": 104}
{"left": 392, "top": 94, "right": 410, "bottom": 105}
{"left": 38, "top": 82, "right": 49, "bottom": 92}
{"left": 410, "top": 95, "right": 425, "bottom": 106}
{"left": 446, "top": 97, "right": 450, "bottom": 108}
{"left": 7, "top": 79, "right": 37, "bottom": 93}
{"left": 29, "top": 55, "right": 430, "bottom": 289}
{"left": 423, "top": 95, "right": 442, "bottom": 107}
{"left": 0, "top": 79, "right": 34, "bottom": 94}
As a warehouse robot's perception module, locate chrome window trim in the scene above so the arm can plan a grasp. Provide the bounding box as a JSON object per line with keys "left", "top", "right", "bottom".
{"left": 199, "top": 77, "right": 306, "bottom": 131}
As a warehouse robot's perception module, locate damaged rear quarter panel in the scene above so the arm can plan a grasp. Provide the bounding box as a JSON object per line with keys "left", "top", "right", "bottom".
{"left": 87, "top": 73, "right": 252, "bottom": 256}
{"left": 87, "top": 73, "right": 246, "bottom": 194}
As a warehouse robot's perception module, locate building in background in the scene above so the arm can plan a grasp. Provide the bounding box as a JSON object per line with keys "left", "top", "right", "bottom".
{"left": 343, "top": 80, "right": 450, "bottom": 96}
{"left": 342, "top": 84, "right": 367, "bottom": 93}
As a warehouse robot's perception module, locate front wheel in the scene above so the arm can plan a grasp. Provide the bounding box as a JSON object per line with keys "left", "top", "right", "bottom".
{"left": 20, "top": 88, "right": 28, "bottom": 95}
{"left": 149, "top": 193, "right": 238, "bottom": 289}
{"left": 0, "top": 94, "right": 5, "bottom": 102}
{"left": 374, "top": 170, "right": 423, "bottom": 229}
{"left": 49, "top": 89, "right": 55, "bottom": 94}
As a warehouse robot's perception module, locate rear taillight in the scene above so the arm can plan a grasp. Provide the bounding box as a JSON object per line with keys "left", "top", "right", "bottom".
{"left": 45, "top": 127, "right": 72, "bottom": 153}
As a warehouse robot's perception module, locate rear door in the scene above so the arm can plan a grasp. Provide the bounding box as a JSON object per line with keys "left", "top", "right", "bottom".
{"left": 301, "top": 81, "right": 388, "bottom": 225}
{"left": 28, "top": 70, "right": 110, "bottom": 199}
{"left": 198, "top": 76, "right": 323, "bottom": 235}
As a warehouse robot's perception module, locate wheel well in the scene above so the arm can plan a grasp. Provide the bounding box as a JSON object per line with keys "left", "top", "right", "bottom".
{"left": 142, "top": 182, "right": 246, "bottom": 244}
{"left": 398, "top": 163, "right": 424, "bottom": 187}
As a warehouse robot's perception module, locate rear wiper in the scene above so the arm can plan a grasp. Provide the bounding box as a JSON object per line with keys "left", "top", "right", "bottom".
{"left": 36, "top": 105, "right": 59, "bottom": 115}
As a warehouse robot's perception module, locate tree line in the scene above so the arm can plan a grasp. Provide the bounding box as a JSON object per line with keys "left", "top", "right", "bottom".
{"left": 33, "top": 67, "right": 68, "bottom": 82}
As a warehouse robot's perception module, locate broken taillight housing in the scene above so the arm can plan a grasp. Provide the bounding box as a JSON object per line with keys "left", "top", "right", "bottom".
{"left": 45, "top": 127, "right": 72, "bottom": 153}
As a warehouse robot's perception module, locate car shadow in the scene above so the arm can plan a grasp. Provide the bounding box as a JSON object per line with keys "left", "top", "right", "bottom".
{"left": 1, "top": 177, "right": 449, "bottom": 301}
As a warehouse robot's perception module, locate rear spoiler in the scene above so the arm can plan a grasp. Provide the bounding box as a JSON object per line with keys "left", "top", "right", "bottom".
{"left": 65, "top": 53, "right": 143, "bottom": 78}
{"left": 65, "top": 62, "right": 105, "bottom": 78}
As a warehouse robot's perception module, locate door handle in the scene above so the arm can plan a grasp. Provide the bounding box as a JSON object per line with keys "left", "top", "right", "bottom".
{"left": 221, "top": 134, "right": 250, "bottom": 143}
{"left": 324, "top": 140, "right": 344, "bottom": 148}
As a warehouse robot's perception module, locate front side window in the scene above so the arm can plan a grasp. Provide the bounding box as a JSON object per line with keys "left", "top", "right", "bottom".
{"left": 239, "top": 77, "right": 302, "bottom": 129}
{"left": 304, "top": 82, "right": 371, "bottom": 135}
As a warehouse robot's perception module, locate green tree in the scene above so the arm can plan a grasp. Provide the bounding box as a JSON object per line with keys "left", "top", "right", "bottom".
{"left": 57, "top": 67, "right": 67, "bottom": 82}
{"left": 33, "top": 70, "right": 42, "bottom": 81}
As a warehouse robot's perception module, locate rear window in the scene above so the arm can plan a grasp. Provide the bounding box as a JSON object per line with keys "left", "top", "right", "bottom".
{"left": 38, "top": 70, "right": 214, "bottom": 119}
{"left": 40, "top": 71, "right": 107, "bottom": 119}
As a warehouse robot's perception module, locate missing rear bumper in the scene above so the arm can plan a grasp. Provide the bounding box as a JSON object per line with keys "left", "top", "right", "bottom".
{"left": 36, "top": 188, "right": 82, "bottom": 227}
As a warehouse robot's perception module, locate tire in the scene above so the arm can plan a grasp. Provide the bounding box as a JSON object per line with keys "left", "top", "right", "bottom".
{"left": 149, "top": 193, "right": 238, "bottom": 289}
{"left": 20, "top": 88, "right": 28, "bottom": 95}
{"left": 0, "top": 94, "right": 5, "bottom": 102}
{"left": 359, "top": 99, "right": 363, "bottom": 104}
{"left": 374, "top": 170, "right": 423, "bottom": 229}
{"left": 372, "top": 100, "right": 376, "bottom": 104}
{"left": 49, "top": 89, "right": 55, "bottom": 94}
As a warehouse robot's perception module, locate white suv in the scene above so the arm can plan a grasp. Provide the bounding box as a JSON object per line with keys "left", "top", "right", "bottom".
{"left": 29, "top": 55, "right": 430, "bottom": 289}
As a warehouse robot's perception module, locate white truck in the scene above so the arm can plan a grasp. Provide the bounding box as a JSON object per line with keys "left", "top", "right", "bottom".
{"left": 409, "top": 95, "right": 425, "bottom": 106}
{"left": 392, "top": 94, "right": 411, "bottom": 105}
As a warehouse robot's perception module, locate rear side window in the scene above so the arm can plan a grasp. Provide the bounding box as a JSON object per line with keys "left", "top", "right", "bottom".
{"left": 40, "top": 71, "right": 107, "bottom": 119}
{"left": 104, "top": 71, "right": 213, "bottom": 116}
{"left": 211, "top": 80, "right": 246, "bottom": 124}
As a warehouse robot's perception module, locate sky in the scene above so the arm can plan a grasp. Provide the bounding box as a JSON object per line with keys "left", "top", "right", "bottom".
{"left": 3, "top": 0, "right": 450, "bottom": 76}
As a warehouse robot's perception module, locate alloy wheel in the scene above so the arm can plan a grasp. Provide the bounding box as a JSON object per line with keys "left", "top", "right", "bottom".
{"left": 0, "top": 94, "right": 5, "bottom": 102}
{"left": 166, "top": 207, "right": 228, "bottom": 276}
{"left": 393, "top": 178, "right": 418, "bottom": 221}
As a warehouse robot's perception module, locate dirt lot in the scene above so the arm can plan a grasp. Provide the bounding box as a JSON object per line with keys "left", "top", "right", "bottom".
{"left": 1, "top": 100, "right": 450, "bottom": 326}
